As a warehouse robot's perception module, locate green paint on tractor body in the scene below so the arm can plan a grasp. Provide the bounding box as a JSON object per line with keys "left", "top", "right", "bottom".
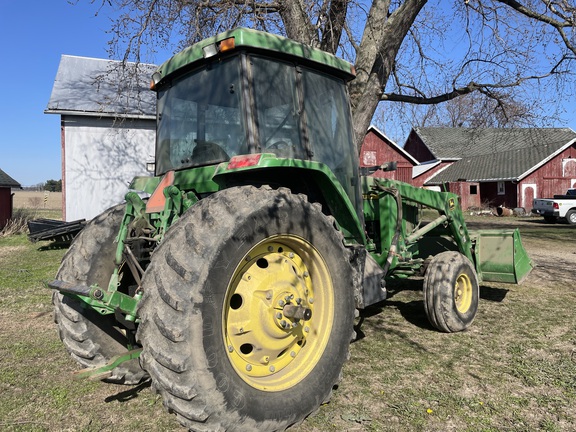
{"left": 49, "top": 28, "right": 532, "bottom": 383}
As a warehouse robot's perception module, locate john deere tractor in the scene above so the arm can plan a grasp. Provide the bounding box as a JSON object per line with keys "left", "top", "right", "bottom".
{"left": 49, "top": 28, "right": 532, "bottom": 431}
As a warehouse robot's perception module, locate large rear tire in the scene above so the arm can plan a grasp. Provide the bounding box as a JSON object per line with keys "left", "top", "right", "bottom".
{"left": 53, "top": 205, "right": 147, "bottom": 384}
{"left": 137, "top": 186, "right": 356, "bottom": 431}
{"left": 423, "top": 251, "right": 479, "bottom": 333}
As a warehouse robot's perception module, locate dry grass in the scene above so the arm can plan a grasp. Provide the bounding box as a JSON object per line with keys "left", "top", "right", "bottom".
{"left": 0, "top": 216, "right": 575, "bottom": 432}
{"left": 1, "top": 192, "right": 63, "bottom": 237}
{"left": 13, "top": 191, "right": 62, "bottom": 211}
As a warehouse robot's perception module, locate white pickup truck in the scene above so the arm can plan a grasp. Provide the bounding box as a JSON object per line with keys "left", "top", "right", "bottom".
{"left": 532, "top": 189, "right": 576, "bottom": 224}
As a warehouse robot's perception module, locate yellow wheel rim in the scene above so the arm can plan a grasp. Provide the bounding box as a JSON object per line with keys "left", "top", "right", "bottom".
{"left": 454, "top": 273, "right": 473, "bottom": 314}
{"left": 222, "top": 235, "right": 334, "bottom": 391}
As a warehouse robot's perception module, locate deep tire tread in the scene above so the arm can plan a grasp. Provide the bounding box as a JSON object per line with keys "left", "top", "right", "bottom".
{"left": 137, "top": 186, "right": 355, "bottom": 432}
{"left": 53, "top": 205, "right": 147, "bottom": 384}
{"left": 423, "top": 251, "right": 479, "bottom": 333}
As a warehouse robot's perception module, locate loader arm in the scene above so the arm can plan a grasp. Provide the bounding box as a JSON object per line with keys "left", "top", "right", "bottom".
{"left": 362, "top": 177, "right": 532, "bottom": 284}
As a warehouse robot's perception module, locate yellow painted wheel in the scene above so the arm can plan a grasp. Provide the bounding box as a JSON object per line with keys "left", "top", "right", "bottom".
{"left": 138, "top": 186, "right": 355, "bottom": 431}
{"left": 223, "top": 235, "right": 333, "bottom": 391}
{"left": 423, "top": 251, "right": 479, "bottom": 333}
{"left": 454, "top": 273, "right": 473, "bottom": 314}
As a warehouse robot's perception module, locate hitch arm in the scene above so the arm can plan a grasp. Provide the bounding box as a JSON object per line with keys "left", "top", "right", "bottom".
{"left": 47, "top": 280, "right": 141, "bottom": 320}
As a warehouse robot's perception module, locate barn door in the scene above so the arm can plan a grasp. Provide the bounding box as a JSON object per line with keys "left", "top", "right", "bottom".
{"left": 521, "top": 184, "right": 536, "bottom": 210}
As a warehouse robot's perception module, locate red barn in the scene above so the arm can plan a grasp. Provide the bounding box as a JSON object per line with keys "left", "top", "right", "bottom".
{"left": 360, "top": 126, "right": 419, "bottom": 183}
{"left": 404, "top": 128, "right": 576, "bottom": 211}
{"left": 0, "top": 169, "right": 21, "bottom": 229}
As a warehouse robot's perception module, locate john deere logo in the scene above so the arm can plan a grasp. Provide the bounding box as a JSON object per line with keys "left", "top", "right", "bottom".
{"left": 448, "top": 198, "right": 455, "bottom": 210}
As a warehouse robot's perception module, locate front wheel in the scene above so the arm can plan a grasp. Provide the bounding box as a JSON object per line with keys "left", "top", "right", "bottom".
{"left": 423, "top": 251, "right": 479, "bottom": 333}
{"left": 137, "top": 186, "right": 356, "bottom": 431}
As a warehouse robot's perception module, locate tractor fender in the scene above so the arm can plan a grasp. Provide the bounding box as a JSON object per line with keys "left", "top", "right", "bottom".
{"left": 212, "top": 154, "right": 366, "bottom": 246}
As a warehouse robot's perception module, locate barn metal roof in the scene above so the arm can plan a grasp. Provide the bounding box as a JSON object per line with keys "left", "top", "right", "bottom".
{"left": 413, "top": 128, "right": 576, "bottom": 183}
{"left": 0, "top": 168, "right": 21, "bottom": 188}
{"left": 414, "top": 127, "right": 576, "bottom": 160}
{"left": 46, "top": 55, "right": 157, "bottom": 119}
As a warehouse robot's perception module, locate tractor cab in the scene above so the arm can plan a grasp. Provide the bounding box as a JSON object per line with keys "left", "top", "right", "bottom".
{"left": 151, "top": 28, "right": 361, "bottom": 211}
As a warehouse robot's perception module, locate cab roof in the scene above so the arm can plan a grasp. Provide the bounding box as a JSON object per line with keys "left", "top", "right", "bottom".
{"left": 153, "top": 28, "right": 355, "bottom": 87}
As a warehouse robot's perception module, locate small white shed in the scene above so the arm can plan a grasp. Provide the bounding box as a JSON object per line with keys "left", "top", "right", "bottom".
{"left": 46, "top": 55, "right": 157, "bottom": 221}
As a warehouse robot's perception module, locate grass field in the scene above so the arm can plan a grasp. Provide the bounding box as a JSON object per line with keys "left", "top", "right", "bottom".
{"left": 13, "top": 191, "right": 62, "bottom": 211}
{"left": 0, "top": 217, "right": 574, "bottom": 431}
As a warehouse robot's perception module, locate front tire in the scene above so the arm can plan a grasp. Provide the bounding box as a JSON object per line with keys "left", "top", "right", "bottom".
{"left": 137, "top": 186, "right": 356, "bottom": 431}
{"left": 423, "top": 251, "right": 479, "bottom": 333}
{"left": 53, "top": 205, "right": 147, "bottom": 384}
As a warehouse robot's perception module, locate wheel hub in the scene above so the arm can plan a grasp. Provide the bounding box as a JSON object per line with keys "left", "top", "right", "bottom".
{"left": 222, "top": 236, "right": 333, "bottom": 391}
{"left": 454, "top": 273, "right": 473, "bottom": 314}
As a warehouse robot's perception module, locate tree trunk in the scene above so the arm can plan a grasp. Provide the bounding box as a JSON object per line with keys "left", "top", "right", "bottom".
{"left": 349, "top": 0, "right": 427, "bottom": 154}
{"left": 278, "top": 0, "right": 319, "bottom": 46}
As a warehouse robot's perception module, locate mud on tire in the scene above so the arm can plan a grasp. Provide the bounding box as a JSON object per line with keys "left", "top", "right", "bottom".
{"left": 423, "top": 251, "right": 479, "bottom": 333}
{"left": 137, "top": 186, "right": 356, "bottom": 432}
{"left": 53, "top": 204, "right": 147, "bottom": 384}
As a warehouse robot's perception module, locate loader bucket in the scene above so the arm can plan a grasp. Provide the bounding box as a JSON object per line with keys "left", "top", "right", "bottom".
{"left": 472, "top": 229, "right": 533, "bottom": 284}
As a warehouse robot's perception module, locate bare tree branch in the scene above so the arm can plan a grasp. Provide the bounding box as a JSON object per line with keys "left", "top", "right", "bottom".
{"left": 320, "top": 0, "right": 350, "bottom": 53}
{"left": 79, "top": 0, "right": 576, "bottom": 151}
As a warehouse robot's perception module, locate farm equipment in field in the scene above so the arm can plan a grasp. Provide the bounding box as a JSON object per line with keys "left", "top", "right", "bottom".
{"left": 48, "top": 28, "right": 532, "bottom": 431}
{"left": 27, "top": 218, "right": 85, "bottom": 244}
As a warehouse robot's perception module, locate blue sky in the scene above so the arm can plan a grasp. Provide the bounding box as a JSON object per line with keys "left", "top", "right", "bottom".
{"left": 0, "top": 1, "right": 112, "bottom": 186}
{"left": 1, "top": 1, "right": 575, "bottom": 186}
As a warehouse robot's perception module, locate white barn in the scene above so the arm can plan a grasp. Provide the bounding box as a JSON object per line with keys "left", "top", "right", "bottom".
{"left": 46, "top": 55, "right": 157, "bottom": 221}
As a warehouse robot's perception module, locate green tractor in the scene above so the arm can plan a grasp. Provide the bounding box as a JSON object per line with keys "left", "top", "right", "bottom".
{"left": 49, "top": 28, "right": 532, "bottom": 431}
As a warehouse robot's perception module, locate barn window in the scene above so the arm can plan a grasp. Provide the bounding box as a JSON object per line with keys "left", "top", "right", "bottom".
{"left": 363, "top": 150, "right": 377, "bottom": 166}
{"left": 497, "top": 181, "right": 505, "bottom": 195}
{"left": 470, "top": 185, "right": 478, "bottom": 194}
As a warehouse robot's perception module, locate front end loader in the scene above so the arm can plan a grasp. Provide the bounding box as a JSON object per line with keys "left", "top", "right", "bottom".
{"left": 49, "top": 28, "right": 532, "bottom": 431}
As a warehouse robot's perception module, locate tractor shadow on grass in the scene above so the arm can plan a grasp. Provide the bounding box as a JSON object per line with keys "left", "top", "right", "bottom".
{"left": 353, "top": 279, "right": 509, "bottom": 341}
{"left": 354, "top": 278, "right": 432, "bottom": 341}
{"left": 105, "top": 380, "right": 152, "bottom": 403}
{"left": 479, "top": 285, "right": 509, "bottom": 302}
